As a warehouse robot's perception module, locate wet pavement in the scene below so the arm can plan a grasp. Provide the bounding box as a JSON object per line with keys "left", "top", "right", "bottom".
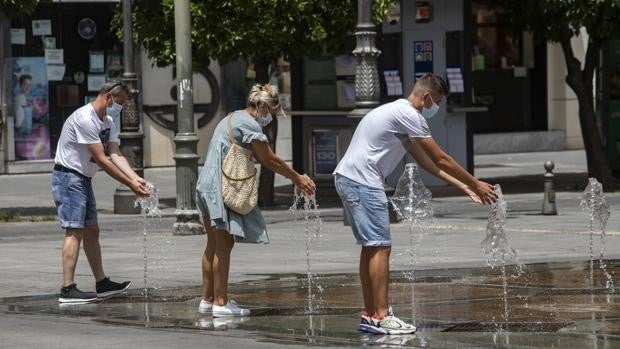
{"left": 3, "top": 260, "right": 619, "bottom": 348}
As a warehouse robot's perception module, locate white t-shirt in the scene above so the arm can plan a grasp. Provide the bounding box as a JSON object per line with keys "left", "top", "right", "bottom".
{"left": 334, "top": 99, "right": 431, "bottom": 188}
{"left": 54, "top": 103, "right": 120, "bottom": 178}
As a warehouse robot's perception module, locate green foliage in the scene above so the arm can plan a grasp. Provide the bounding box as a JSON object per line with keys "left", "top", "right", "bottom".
{"left": 496, "top": 0, "right": 620, "bottom": 43}
{"left": 117, "top": 0, "right": 397, "bottom": 67}
{"left": 0, "top": 0, "right": 48, "bottom": 19}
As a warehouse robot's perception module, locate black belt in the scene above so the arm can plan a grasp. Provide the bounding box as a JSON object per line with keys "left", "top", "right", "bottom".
{"left": 54, "top": 164, "right": 88, "bottom": 178}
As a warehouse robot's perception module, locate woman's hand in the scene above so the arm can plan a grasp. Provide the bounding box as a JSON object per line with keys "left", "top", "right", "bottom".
{"left": 294, "top": 174, "right": 316, "bottom": 197}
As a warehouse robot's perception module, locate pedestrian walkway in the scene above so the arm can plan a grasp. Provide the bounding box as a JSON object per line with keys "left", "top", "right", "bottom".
{"left": 0, "top": 150, "right": 594, "bottom": 215}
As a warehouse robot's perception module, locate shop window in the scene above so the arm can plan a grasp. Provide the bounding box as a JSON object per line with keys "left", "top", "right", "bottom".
{"left": 471, "top": 1, "right": 531, "bottom": 70}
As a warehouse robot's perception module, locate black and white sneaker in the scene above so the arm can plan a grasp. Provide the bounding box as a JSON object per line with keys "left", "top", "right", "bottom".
{"left": 96, "top": 277, "right": 131, "bottom": 299}
{"left": 59, "top": 283, "right": 97, "bottom": 304}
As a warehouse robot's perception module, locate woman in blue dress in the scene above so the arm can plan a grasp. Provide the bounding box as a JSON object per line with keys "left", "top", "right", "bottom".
{"left": 196, "top": 84, "right": 315, "bottom": 317}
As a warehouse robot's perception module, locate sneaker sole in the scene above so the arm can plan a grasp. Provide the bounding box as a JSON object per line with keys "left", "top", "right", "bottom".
{"left": 97, "top": 281, "right": 131, "bottom": 299}
{"left": 383, "top": 327, "right": 417, "bottom": 335}
{"left": 58, "top": 297, "right": 97, "bottom": 304}
{"left": 362, "top": 325, "right": 388, "bottom": 335}
{"left": 358, "top": 324, "right": 373, "bottom": 333}
{"left": 212, "top": 311, "right": 250, "bottom": 318}
{"left": 198, "top": 308, "right": 213, "bottom": 314}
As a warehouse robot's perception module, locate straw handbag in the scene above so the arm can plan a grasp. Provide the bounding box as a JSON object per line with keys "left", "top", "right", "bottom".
{"left": 221, "top": 115, "right": 258, "bottom": 214}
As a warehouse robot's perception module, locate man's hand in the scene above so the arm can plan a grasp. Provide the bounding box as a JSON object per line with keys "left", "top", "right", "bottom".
{"left": 472, "top": 180, "right": 497, "bottom": 204}
{"left": 129, "top": 178, "right": 150, "bottom": 197}
{"left": 461, "top": 186, "right": 483, "bottom": 204}
{"left": 294, "top": 174, "right": 316, "bottom": 197}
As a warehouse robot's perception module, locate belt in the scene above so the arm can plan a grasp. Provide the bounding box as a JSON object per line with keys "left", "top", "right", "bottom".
{"left": 54, "top": 164, "right": 88, "bottom": 178}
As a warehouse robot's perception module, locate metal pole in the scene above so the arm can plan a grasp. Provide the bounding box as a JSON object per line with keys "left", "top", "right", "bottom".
{"left": 542, "top": 161, "right": 558, "bottom": 215}
{"left": 172, "top": 0, "right": 203, "bottom": 235}
{"left": 114, "top": 0, "right": 145, "bottom": 213}
{"left": 348, "top": 0, "right": 381, "bottom": 118}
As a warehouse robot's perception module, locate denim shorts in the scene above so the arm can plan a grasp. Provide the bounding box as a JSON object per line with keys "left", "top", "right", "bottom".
{"left": 51, "top": 170, "right": 97, "bottom": 229}
{"left": 334, "top": 174, "right": 391, "bottom": 246}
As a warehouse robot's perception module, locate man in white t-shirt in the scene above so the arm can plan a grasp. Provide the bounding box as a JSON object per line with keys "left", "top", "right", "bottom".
{"left": 334, "top": 73, "right": 497, "bottom": 334}
{"left": 51, "top": 80, "right": 150, "bottom": 304}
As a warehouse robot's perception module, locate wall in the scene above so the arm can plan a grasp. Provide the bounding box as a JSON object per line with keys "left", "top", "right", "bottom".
{"left": 140, "top": 50, "right": 222, "bottom": 167}
{"left": 401, "top": 0, "right": 466, "bottom": 186}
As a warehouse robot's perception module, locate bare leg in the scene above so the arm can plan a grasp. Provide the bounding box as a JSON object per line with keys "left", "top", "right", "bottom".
{"left": 360, "top": 247, "right": 375, "bottom": 315}
{"left": 82, "top": 225, "right": 106, "bottom": 282}
{"left": 62, "top": 229, "right": 84, "bottom": 287}
{"left": 367, "top": 246, "right": 391, "bottom": 318}
{"left": 202, "top": 219, "right": 216, "bottom": 302}
{"left": 212, "top": 231, "right": 235, "bottom": 306}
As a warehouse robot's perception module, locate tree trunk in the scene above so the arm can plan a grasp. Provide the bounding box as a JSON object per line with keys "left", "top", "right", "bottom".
{"left": 254, "top": 57, "right": 278, "bottom": 207}
{"left": 559, "top": 31, "right": 616, "bottom": 189}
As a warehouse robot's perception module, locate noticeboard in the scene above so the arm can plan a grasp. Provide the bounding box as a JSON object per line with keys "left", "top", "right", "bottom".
{"left": 414, "top": 40, "right": 433, "bottom": 80}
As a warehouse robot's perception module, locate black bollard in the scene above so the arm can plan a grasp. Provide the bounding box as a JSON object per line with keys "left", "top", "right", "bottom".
{"left": 542, "top": 160, "right": 558, "bottom": 215}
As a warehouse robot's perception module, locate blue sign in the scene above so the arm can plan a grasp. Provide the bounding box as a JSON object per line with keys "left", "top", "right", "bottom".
{"left": 414, "top": 40, "right": 433, "bottom": 80}
{"left": 313, "top": 130, "right": 338, "bottom": 175}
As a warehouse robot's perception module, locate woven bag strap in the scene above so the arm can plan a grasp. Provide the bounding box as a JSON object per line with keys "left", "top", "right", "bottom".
{"left": 226, "top": 113, "right": 238, "bottom": 145}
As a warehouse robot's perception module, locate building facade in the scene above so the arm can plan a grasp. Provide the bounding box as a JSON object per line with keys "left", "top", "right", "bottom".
{"left": 0, "top": 0, "right": 596, "bottom": 180}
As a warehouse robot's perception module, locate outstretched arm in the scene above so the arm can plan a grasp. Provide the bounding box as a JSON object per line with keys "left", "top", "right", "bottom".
{"left": 414, "top": 137, "right": 496, "bottom": 204}
{"left": 88, "top": 142, "right": 149, "bottom": 197}
{"left": 251, "top": 140, "right": 315, "bottom": 196}
{"left": 408, "top": 141, "right": 482, "bottom": 203}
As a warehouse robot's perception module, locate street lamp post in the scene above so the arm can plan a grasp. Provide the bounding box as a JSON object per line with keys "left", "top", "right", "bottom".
{"left": 172, "top": 0, "right": 204, "bottom": 235}
{"left": 114, "top": 0, "right": 144, "bottom": 213}
{"left": 348, "top": 0, "right": 381, "bottom": 118}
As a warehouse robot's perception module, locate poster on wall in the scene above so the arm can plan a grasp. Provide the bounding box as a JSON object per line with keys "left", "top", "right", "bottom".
{"left": 414, "top": 40, "right": 433, "bottom": 80}
{"left": 312, "top": 129, "right": 339, "bottom": 176}
{"left": 12, "top": 57, "right": 51, "bottom": 160}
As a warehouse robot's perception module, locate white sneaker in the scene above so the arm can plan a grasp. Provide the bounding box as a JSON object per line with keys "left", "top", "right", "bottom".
{"left": 212, "top": 300, "right": 250, "bottom": 317}
{"left": 367, "top": 306, "right": 416, "bottom": 335}
{"left": 198, "top": 299, "right": 213, "bottom": 314}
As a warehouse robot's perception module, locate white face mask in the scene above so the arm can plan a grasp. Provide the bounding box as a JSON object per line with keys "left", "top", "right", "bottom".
{"left": 258, "top": 114, "right": 273, "bottom": 127}
{"left": 421, "top": 94, "right": 439, "bottom": 119}
{"left": 106, "top": 96, "right": 123, "bottom": 118}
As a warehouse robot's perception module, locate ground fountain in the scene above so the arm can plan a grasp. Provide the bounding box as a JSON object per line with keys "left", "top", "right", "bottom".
{"left": 289, "top": 189, "right": 324, "bottom": 314}
{"left": 481, "top": 184, "right": 524, "bottom": 326}
{"left": 134, "top": 182, "right": 162, "bottom": 299}
{"left": 390, "top": 162, "right": 434, "bottom": 326}
{"left": 580, "top": 177, "right": 614, "bottom": 294}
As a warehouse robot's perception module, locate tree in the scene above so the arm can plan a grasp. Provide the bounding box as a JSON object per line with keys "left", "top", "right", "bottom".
{"left": 0, "top": 0, "right": 40, "bottom": 16}
{"left": 123, "top": 0, "right": 396, "bottom": 206}
{"left": 496, "top": 0, "right": 619, "bottom": 188}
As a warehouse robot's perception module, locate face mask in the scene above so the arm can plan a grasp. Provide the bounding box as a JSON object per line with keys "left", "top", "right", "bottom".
{"left": 421, "top": 94, "right": 439, "bottom": 119}
{"left": 107, "top": 96, "right": 123, "bottom": 118}
{"left": 258, "top": 114, "right": 273, "bottom": 127}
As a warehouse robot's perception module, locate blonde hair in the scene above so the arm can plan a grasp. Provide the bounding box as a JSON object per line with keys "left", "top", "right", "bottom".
{"left": 247, "top": 83, "right": 280, "bottom": 109}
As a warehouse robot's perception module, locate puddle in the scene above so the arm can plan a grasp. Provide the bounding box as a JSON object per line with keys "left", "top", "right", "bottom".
{"left": 2, "top": 260, "right": 620, "bottom": 348}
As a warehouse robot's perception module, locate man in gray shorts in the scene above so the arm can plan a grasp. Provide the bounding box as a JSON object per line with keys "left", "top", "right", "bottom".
{"left": 334, "top": 73, "right": 497, "bottom": 334}
{"left": 52, "top": 80, "right": 150, "bottom": 303}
